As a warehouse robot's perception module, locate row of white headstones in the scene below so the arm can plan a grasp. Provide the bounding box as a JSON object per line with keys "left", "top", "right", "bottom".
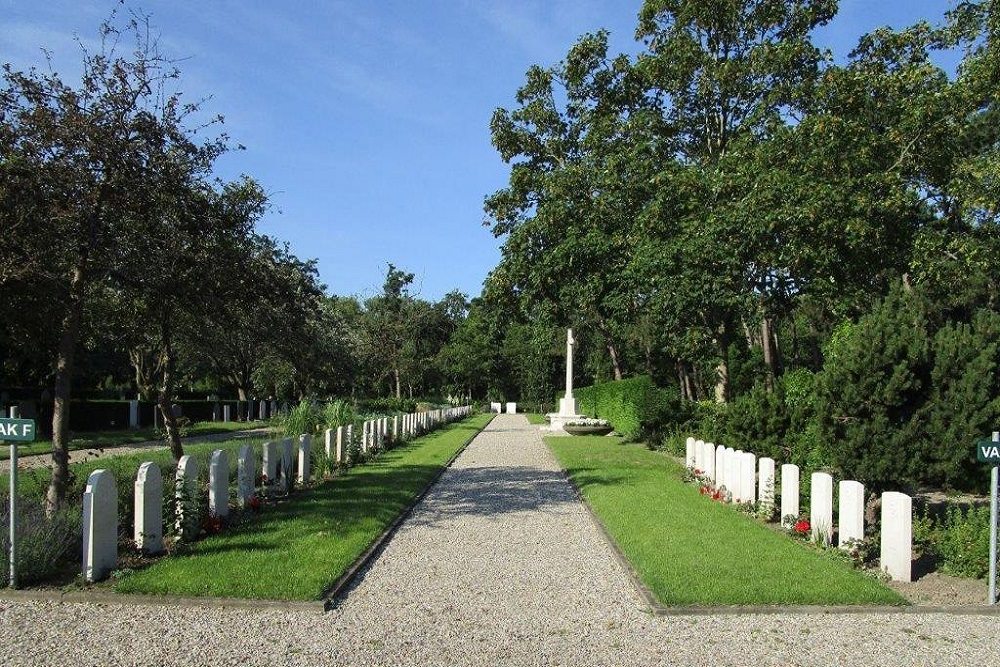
{"left": 685, "top": 436, "right": 912, "bottom": 582}
{"left": 82, "top": 406, "right": 473, "bottom": 583}
{"left": 490, "top": 402, "right": 517, "bottom": 414}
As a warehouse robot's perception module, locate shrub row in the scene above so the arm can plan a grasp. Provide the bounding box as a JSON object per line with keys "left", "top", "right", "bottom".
{"left": 573, "top": 375, "right": 678, "bottom": 441}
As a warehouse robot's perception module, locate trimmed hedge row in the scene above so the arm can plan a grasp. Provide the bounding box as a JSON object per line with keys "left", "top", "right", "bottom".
{"left": 573, "top": 375, "right": 672, "bottom": 440}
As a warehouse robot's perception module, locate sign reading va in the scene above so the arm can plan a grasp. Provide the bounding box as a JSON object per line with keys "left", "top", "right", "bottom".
{"left": 977, "top": 439, "right": 1000, "bottom": 463}
{"left": 0, "top": 418, "right": 36, "bottom": 442}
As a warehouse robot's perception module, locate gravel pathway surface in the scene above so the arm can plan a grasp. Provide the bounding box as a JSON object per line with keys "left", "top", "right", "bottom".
{"left": 0, "top": 428, "right": 270, "bottom": 474}
{"left": 2, "top": 414, "right": 998, "bottom": 666}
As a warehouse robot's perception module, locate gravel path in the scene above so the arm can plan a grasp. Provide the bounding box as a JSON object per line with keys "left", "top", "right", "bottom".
{"left": 0, "top": 428, "right": 270, "bottom": 474}
{"left": 2, "top": 414, "right": 999, "bottom": 666}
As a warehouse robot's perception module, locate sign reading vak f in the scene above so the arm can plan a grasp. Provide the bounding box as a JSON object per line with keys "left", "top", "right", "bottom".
{"left": 977, "top": 439, "right": 1000, "bottom": 463}
{"left": 0, "top": 419, "right": 35, "bottom": 442}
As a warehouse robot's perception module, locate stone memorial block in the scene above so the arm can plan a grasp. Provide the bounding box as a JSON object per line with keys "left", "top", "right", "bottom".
{"left": 810, "top": 472, "right": 834, "bottom": 544}
{"left": 260, "top": 400, "right": 267, "bottom": 420}
{"left": 335, "top": 426, "right": 345, "bottom": 463}
{"left": 346, "top": 424, "right": 354, "bottom": 462}
{"left": 393, "top": 415, "right": 399, "bottom": 443}
{"left": 175, "top": 455, "right": 199, "bottom": 540}
{"left": 703, "top": 442, "right": 716, "bottom": 482}
{"left": 726, "top": 449, "right": 741, "bottom": 500}
{"left": 82, "top": 469, "right": 118, "bottom": 582}
{"left": 738, "top": 452, "right": 756, "bottom": 503}
{"left": 262, "top": 440, "right": 278, "bottom": 489}
{"left": 715, "top": 445, "right": 726, "bottom": 489}
{"left": 223, "top": 404, "right": 232, "bottom": 422}
{"left": 298, "top": 434, "right": 311, "bottom": 484}
{"left": 695, "top": 439, "right": 706, "bottom": 471}
{"left": 134, "top": 463, "right": 163, "bottom": 554}
{"left": 880, "top": 491, "right": 912, "bottom": 582}
{"left": 839, "top": 480, "right": 865, "bottom": 548}
{"left": 780, "top": 464, "right": 799, "bottom": 525}
{"left": 209, "top": 449, "right": 229, "bottom": 519}
{"left": 324, "top": 428, "right": 335, "bottom": 460}
{"left": 685, "top": 437, "right": 696, "bottom": 469}
{"left": 758, "top": 458, "right": 776, "bottom": 509}
{"left": 506, "top": 402, "right": 517, "bottom": 414}
{"left": 280, "top": 438, "right": 293, "bottom": 492}
{"left": 237, "top": 445, "right": 254, "bottom": 507}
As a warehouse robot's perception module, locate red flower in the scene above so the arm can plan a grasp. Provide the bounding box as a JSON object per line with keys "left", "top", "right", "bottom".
{"left": 248, "top": 495, "right": 262, "bottom": 513}
{"left": 693, "top": 468, "right": 703, "bottom": 476}
{"left": 793, "top": 519, "right": 811, "bottom": 534}
{"left": 711, "top": 490, "right": 723, "bottom": 501}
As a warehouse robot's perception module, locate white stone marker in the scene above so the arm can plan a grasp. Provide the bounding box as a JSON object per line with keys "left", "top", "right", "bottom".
{"left": 739, "top": 452, "right": 756, "bottom": 503}
{"left": 839, "top": 480, "right": 865, "bottom": 548}
{"left": 362, "top": 421, "right": 370, "bottom": 453}
{"left": 715, "top": 445, "right": 726, "bottom": 489}
{"left": 298, "top": 434, "right": 311, "bottom": 484}
{"left": 726, "top": 449, "right": 742, "bottom": 500}
{"left": 393, "top": 415, "right": 399, "bottom": 442}
{"left": 703, "top": 442, "right": 716, "bottom": 482}
{"left": 346, "top": 424, "right": 354, "bottom": 462}
{"left": 82, "top": 469, "right": 117, "bottom": 582}
{"left": 685, "top": 437, "right": 696, "bottom": 469}
{"left": 506, "top": 402, "right": 517, "bottom": 414}
{"left": 758, "top": 458, "right": 776, "bottom": 510}
{"left": 334, "top": 426, "right": 345, "bottom": 463}
{"left": 780, "top": 464, "right": 799, "bottom": 526}
{"left": 209, "top": 449, "right": 229, "bottom": 519}
{"left": 237, "top": 445, "right": 254, "bottom": 508}
{"left": 324, "top": 428, "right": 335, "bottom": 460}
{"left": 810, "top": 472, "right": 834, "bottom": 545}
{"left": 223, "top": 404, "right": 231, "bottom": 422}
{"left": 175, "top": 455, "right": 199, "bottom": 540}
{"left": 696, "top": 439, "right": 706, "bottom": 471}
{"left": 880, "top": 491, "right": 912, "bottom": 582}
{"left": 280, "top": 438, "right": 293, "bottom": 492}
{"left": 262, "top": 440, "right": 278, "bottom": 490}
{"left": 134, "top": 462, "right": 163, "bottom": 554}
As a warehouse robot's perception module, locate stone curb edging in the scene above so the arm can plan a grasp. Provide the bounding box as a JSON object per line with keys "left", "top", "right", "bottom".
{"left": 319, "top": 413, "right": 495, "bottom": 611}
{"left": 0, "top": 587, "right": 324, "bottom": 613}
{"left": 544, "top": 441, "right": 1000, "bottom": 618}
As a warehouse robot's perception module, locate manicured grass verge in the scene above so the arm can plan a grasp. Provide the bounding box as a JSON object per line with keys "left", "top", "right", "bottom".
{"left": 525, "top": 413, "right": 547, "bottom": 425}
{"left": 546, "top": 436, "right": 905, "bottom": 606}
{"left": 1, "top": 421, "right": 263, "bottom": 460}
{"left": 115, "top": 413, "right": 493, "bottom": 600}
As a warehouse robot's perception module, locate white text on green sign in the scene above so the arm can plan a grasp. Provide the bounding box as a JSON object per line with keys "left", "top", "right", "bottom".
{"left": 0, "top": 419, "right": 36, "bottom": 442}
{"left": 977, "top": 440, "right": 1000, "bottom": 463}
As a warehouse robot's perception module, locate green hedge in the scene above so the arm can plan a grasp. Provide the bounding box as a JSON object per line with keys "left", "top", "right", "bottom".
{"left": 572, "top": 376, "right": 671, "bottom": 440}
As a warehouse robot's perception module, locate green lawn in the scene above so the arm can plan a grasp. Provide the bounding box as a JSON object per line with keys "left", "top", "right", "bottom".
{"left": 114, "top": 412, "right": 493, "bottom": 600}
{"left": 525, "top": 413, "right": 547, "bottom": 425}
{"left": 547, "top": 436, "right": 905, "bottom": 606}
{"left": 1, "top": 420, "right": 265, "bottom": 460}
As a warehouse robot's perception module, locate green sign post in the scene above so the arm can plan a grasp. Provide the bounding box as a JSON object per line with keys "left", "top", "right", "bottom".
{"left": 1, "top": 410, "right": 35, "bottom": 589}
{"left": 978, "top": 432, "right": 1000, "bottom": 605}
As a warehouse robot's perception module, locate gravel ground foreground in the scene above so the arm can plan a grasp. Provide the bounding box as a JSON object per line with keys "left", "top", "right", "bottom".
{"left": 2, "top": 414, "right": 998, "bottom": 666}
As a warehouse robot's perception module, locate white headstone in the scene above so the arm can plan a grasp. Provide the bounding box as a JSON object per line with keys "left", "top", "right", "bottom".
{"left": 134, "top": 462, "right": 163, "bottom": 554}
{"left": 703, "top": 442, "right": 716, "bottom": 482}
{"left": 280, "top": 438, "right": 293, "bottom": 492}
{"left": 175, "top": 455, "right": 199, "bottom": 540}
{"left": 739, "top": 452, "right": 756, "bottom": 503}
{"left": 726, "top": 449, "right": 741, "bottom": 500}
{"left": 697, "top": 439, "right": 707, "bottom": 472}
{"left": 838, "top": 480, "right": 865, "bottom": 548}
{"left": 880, "top": 491, "right": 912, "bottom": 582}
{"left": 82, "top": 469, "right": 117, "bottom": 582}
{"left": 780, "top": 464, "right": 799, "bottom": 526}
{"left": 223, "top": 404, "right": 232, "bottom": 422}
{"left": 298, "top": 434, "right": 311, "bottom": 484}
{"left": 262, "top": 440, "right": 278, "bottom": 491}
{"left": 209, "top": 449, "right": 229, "bottom": 519}
{"left": 685, "top": 437, "right": 696, "bottom": 469}
{"left": 393, "top": 415, "right": 399, "bottom": 442}
{"left": 506, "top": 402, "right": 517, "bottom": 414}
{"left": 715, "top": 445, "right": 726, "bottom": 489}
{"left": 810, "top": 472, "right": 834, "bottom": 544}
{"left": 758, "top": 458, "right": 776, "bottom": 510}
{"left": 237, "top": 444, "right": 254, "bottom": 507}
{"left": 324, "top": 428, "right": 335, "bottom": 460}
{"left": 346, "top": 424, "right": 354, "bottom": 463}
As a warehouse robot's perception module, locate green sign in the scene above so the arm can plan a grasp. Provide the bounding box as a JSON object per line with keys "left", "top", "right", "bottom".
{"left": 0, "top": 418, "right": 36, "bottom": 442}
{"left": 976, "top": 439, "right": 1000, "bottom": 463}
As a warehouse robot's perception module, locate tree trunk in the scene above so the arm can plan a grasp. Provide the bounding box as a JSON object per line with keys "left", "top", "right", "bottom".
{"left": 157, "top": 321, "right": 184, "bottom": 461}
{"left": 761, "top": 316, "right": 781, "bottom": 389}
{"left": 608, "top": 342, "right": 624, "bottom": 381}
{"left": 713, "top": 322, "right": 732, "bottom": 403}
{"left": 394, "top": 367, "right": 402, "bottom": 400}
{"left": 46, "top": 265, "right": 86, "bottom": 514}
{"left": 676, "top": 359, "right": 688, "bottom": 400}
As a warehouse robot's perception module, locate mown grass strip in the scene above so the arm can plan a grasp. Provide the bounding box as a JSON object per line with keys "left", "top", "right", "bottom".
{"left": 115, "top": 413, "right": 493, "bottom": 601}
{"left": 547, "top": 436, "right": 905, "bottom": 606}
{"left": 524, "top": 413, "right": 547, "bottom": 425}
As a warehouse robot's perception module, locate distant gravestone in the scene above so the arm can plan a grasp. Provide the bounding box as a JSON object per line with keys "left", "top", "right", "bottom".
{"left": 280, "top": 438, "right": 293, "bottom": 493}
{"left": 685, "top": 437, "right": 696, "bottom": 469}
{"left": 134, "top": 462, "right": 163, "bottom": 554}
{"left": 82, "top": 469, "right": 118, "bottom": 582}
{"left": 237, "top": 444, "right": 254, "bottom": 508}
{"left": 726, "top": 449, "right": 741, "bottom": 500}
{"left": 262, "top": 440, "right": 278, "bottom": 492}
{"left": 345, "top": 424, "right": 354, "bottom": 463}
{"left": 881, "top": 491, "right": 912, "bottom": 582}
{"left": 715, "top": 445, "right": 726, "bottom": 489}
{"left": 209, "top": 449, "right": 229, "bottom": 519}
{"left": 336, "top": 425, "right": 345, "bottom": 463}
{"left": 393, "top": 415, "right": 399, "bottom": 443}
{"left": 259, "top": 400, "right": 267, "bottom": 420}
{"left": 810, "top": 472, "right": 834, "bottom": 545}
{"left": 780, "top": 464, "right": 799, "bottom": 526}
{"left": 175, "top": 455, "right": 199, "bottom": 540}
{"left": 758, "top": 458, "right": 776, "bottom": 511}
{"left": 506, "top": 402, "right": 517, "bottom": 414}
{"left": 739, "top": 452, "right": 756, "bottom": 503}
{"left": 223, "top": 404, "right": 232, "bottom": 422}
{"left": 839, "top": 480, "right": 865, "bottom": 547}
{"left": 270, "top": 399, "right": 278, "bottom": 416}
{"left": 324, "top": 428, "right": 335, "bottom": 461}
{"left": 703, "top": 442, "right": 716, "bottom": 482}
{"left": 298, "top": 434, "right": 311, "bottom": 484}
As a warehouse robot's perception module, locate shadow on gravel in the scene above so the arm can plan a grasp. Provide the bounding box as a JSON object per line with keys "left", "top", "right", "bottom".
{"left": 405, "top": 466, "right": 590, "bottom": 525}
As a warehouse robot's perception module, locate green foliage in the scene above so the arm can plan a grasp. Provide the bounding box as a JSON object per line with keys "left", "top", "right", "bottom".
{"left": 574, "top": 376, "right": 675, "bottom": 441}
{"left": 0, "top": 499, "right": 81, "bottom": 587}
{"left": 924, "top": 505, "right": 993, "bottom": 579}
{"left": 277, "top": 400, "right": 324, "bottom": 438}
{"left": 322, "top": 399, "right": 356, "bottom": 429}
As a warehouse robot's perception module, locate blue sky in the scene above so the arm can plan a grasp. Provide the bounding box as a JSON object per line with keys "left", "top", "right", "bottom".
{"left": 1, "top": 1, "right": 961, "bottom": 301}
